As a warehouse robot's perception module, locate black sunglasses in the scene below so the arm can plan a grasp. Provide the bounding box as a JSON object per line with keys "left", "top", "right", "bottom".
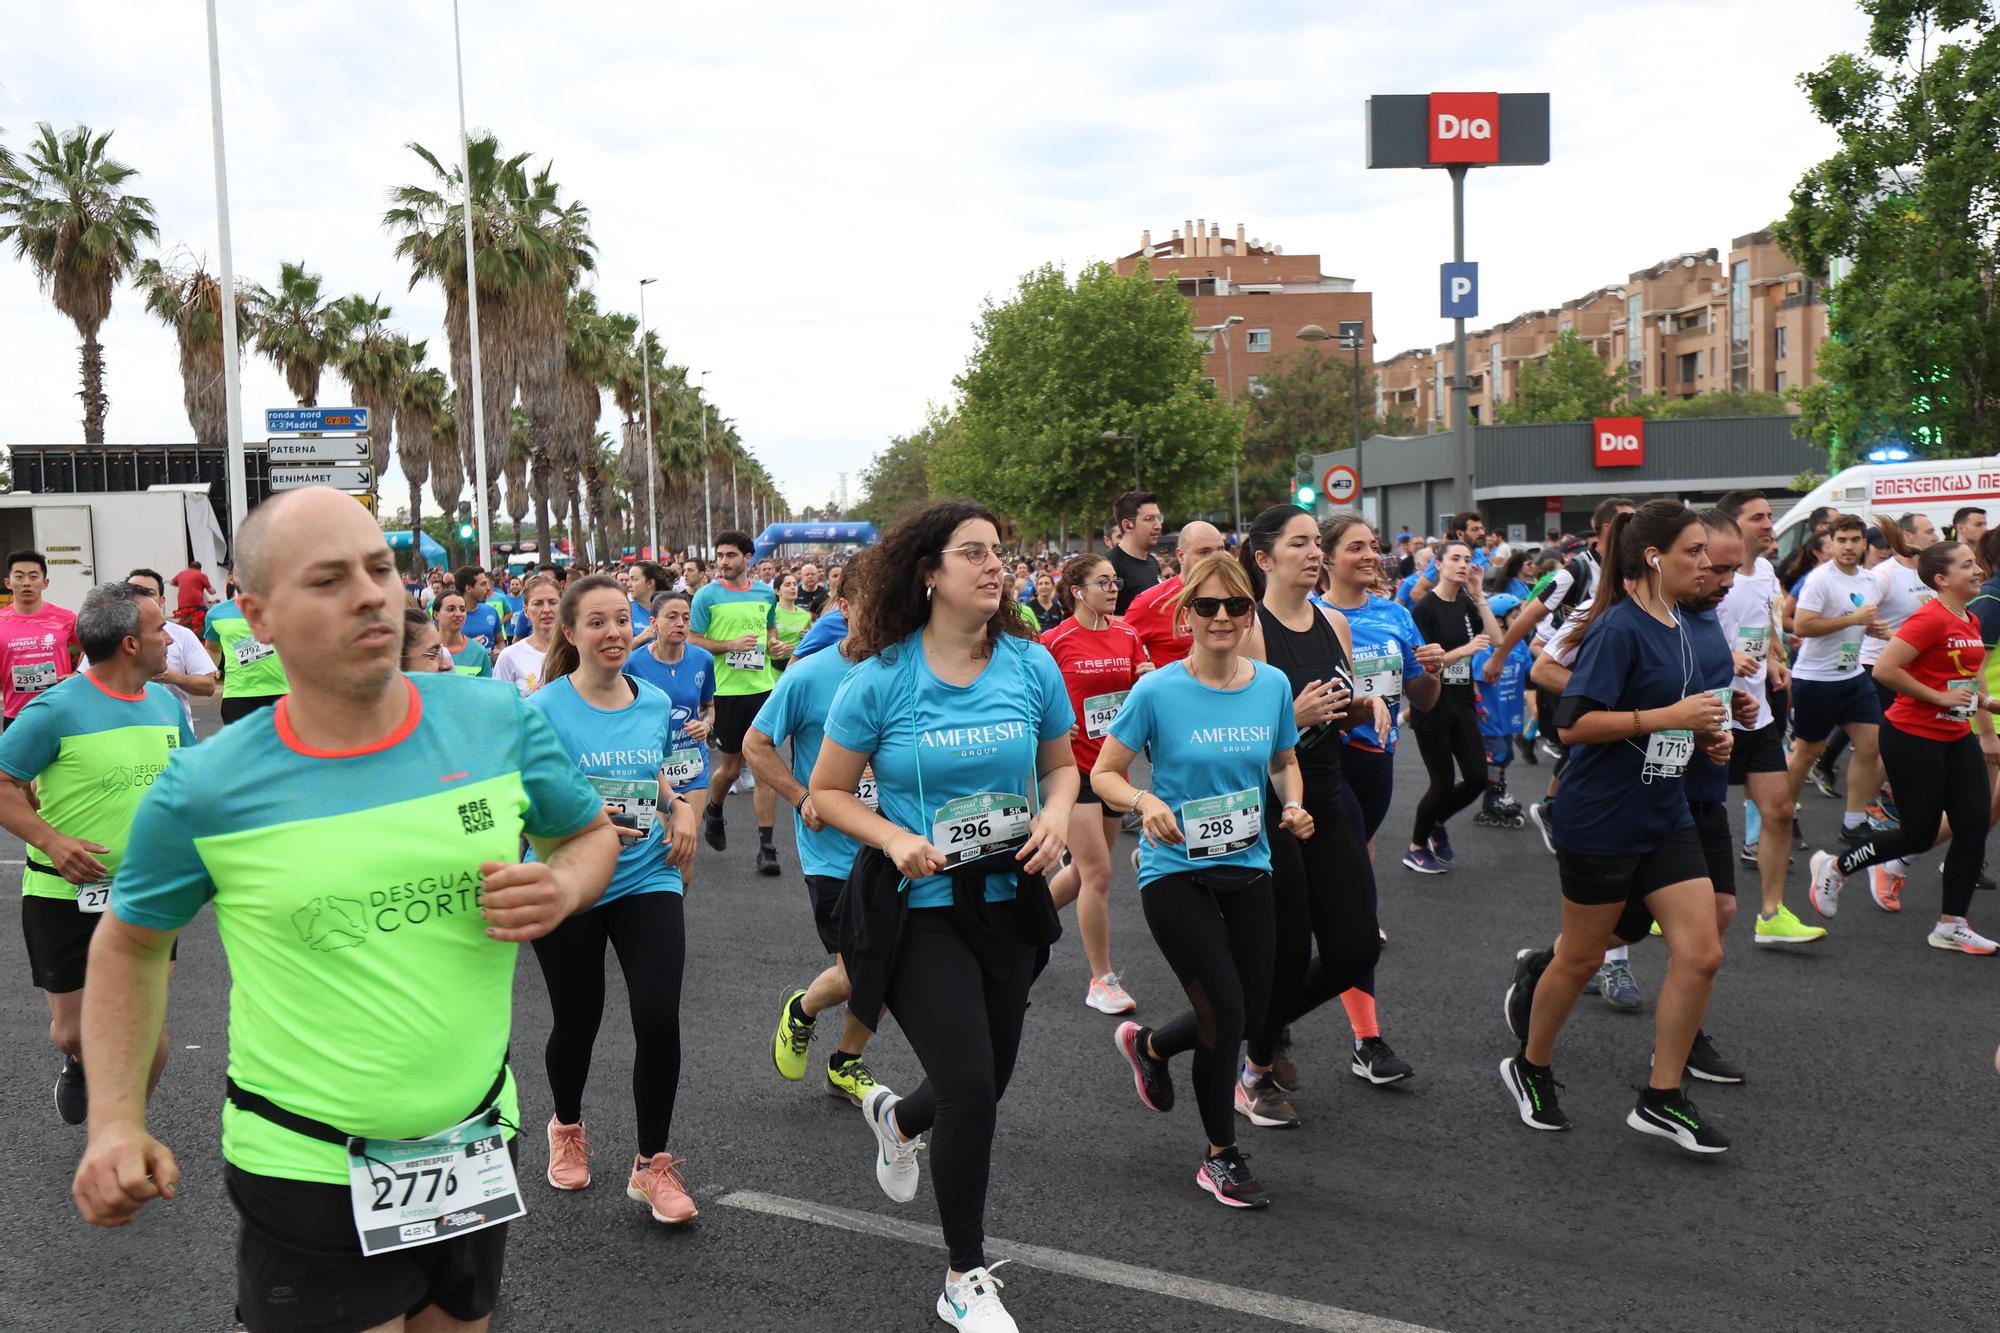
{"left": 1187, "top": 595, "right": 1255, "bottom": 618}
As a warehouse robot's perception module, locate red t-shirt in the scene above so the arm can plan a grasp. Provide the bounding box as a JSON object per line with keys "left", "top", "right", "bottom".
{"left": 1885, "top": 598, "right": 1985, "bottom": 742}
{"left": 170, "top": 568, "right": 212, "bottom": 610}
{"left": 1039, "top": 616, "right": 1148, "bottom": 774}
{"left": 1122, "top": 575, "right": 1190, "bottom": 667}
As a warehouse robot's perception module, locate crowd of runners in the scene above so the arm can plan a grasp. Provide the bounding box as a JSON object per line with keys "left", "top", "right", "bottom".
{"left": 8, "top": 479, "right": 1999, "bottom": 1332}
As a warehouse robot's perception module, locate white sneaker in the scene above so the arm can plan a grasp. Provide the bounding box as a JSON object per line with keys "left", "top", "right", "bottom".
{"left": 863, "top": 1087, "right": 923, "bottom": 1203}
{"left": 1084, "top": 972, "right": 1136, "bottom": 1014}
{"left": 1808, "top": 851, "right": 1844, "bottom": 919}
{"left": 1927, "top": 918, "right": 1999, "bottom": 955}
{"left": 937, "top": 1263, "right": 1017, "bottom": 1331}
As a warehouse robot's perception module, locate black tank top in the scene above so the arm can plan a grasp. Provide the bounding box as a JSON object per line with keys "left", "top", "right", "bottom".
{"left": 1257, "top": 601, "right": 1350, "bottom": 787}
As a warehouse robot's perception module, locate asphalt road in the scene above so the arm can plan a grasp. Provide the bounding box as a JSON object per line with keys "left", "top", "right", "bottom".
{"left": 2, "top": 696, "right": 1995, "bottom": 1332}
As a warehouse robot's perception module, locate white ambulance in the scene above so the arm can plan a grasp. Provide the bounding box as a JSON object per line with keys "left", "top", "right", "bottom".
{"left": 1773, "top": 456, "right": 2000, "bottom": 560}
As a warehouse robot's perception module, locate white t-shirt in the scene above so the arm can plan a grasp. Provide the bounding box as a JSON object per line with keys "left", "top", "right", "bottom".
{"left": 1543, "top": 597, "right": 1595, "bottom": 668}
{"left": 1861, "top": 560, "right": 1932, "bottom": 667}
{"left": 1792, "top": 562, "right": 1877, "bottom": 682}
{"left": 494, "top": 639, "right": 551, "bottom": 697}
{"left": 81, "top": 620, "right": 218, "bottom": 729}
{"left": 1717, "top": 556, "right": 1780, "bottom": 731}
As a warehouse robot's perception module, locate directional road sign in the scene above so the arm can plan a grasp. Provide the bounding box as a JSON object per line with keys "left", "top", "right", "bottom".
{"left": 267, "top": 438, "right": 370, "bottom": 463}
{"left": 266, "top": 407, "right": 369, "bottom": 434}
{"left": 270, "top": 465, "right": 373, "bottom": 492}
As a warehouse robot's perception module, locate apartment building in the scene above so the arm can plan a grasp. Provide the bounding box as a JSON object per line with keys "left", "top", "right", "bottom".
{"left": 1114, "top": 220, "right": 1375, "bottom": 405}
{"left": 1377, "top": 226, "right": 1830, "bottom": 431}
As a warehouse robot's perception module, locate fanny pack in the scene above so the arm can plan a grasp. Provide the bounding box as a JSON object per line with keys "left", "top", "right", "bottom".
{"left": 226, "top": 1064, "right": 508, "bottom": 1148}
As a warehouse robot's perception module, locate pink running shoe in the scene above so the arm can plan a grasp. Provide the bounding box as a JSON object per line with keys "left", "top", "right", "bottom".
{"left": 546, "top": 1117, "right": 592, "bottom": 1191}
{"left": 628, "top": 1151, "right": 698, "bottom": 1224}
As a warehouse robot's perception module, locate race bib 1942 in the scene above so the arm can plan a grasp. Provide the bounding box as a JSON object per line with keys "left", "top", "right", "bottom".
{"left": 930, "top": 791, "right": 1030, "bottom": 868}
{"left": 1180, "top": 789, "right": 1261, "bottom": 861}
{"left": 1081, "top": 691, "right": 1128, "bottom": 740}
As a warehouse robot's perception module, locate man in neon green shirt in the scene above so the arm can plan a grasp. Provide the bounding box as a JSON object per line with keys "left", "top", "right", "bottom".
{"left": 690, "top": 529, "right": 785, "bottom": 875}
{"left": 72, "top": 487, "right": 620, "bottom": 1332}
{"left": 0, "top": 580, "right": 194, "bottom": 1126}
{"left": 204, "top": 594, "right": 290, "bottom": 724}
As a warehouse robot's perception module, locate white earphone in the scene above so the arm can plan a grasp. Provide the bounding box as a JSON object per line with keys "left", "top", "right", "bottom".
{"left": 1649, "top": 554, "right": 1660, "bottom": 570}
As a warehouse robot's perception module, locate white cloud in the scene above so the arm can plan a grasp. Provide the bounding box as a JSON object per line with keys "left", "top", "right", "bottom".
{"left": 0, "top": 0, "right": 1870, "bottom": 520}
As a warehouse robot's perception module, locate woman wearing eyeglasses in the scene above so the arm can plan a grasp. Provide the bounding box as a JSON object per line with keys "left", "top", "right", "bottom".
{"left": 1041, "top": 553, "right": 1152, "bottom": 1016}
{"left": 811, "top": 500, "right": 1076, "bottom": 1333}
{"left": 1096, "top": 553, "right": 1309, "bottom": 1209}
{"left": 401, "top": 607, "right": 456, "bottom": 674}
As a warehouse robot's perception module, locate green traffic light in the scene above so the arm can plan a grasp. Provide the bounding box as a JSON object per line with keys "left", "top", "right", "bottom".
{"left": 1295, "top": 486, "right": 1316, "bottom": 506}
{"left": 458, "top": 523, "right": 474, "bottom": 539}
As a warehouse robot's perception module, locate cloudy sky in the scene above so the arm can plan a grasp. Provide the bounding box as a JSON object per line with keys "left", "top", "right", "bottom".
{"left": 1, "top": 1, "right": 1871, "bottom": 518}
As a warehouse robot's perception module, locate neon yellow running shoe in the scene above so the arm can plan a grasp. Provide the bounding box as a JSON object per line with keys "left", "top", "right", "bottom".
{"left": 825, "top": 1055, "right": 883, "bottom": 1106}
{"left": 1754, "top": 903, "right": 1827, "bottom": 946}
{"left": 773, "top": 990, "right": 814, "bottom": 1080}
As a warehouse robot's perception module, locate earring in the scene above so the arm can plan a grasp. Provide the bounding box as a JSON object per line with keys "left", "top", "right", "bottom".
{"left": 925, "top": 585, "right": 933, "bottom": 601}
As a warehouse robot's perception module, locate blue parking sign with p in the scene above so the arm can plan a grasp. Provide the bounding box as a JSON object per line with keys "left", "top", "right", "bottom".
{"left": 1441, "top": 262, "right": 1479, "bottom": 319}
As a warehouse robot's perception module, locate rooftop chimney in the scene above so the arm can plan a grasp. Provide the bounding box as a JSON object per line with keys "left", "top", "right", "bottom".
{"left": 1142, "top": 229, "right": 1151, "bottom": 250}
{"left": 1236, "top": 222, "right": 1246, "bottom": 251}
{"left": 1196, "top": 219, "right": 1206, "bottom": 256}
{"left": 1185, "top": 220, "right": 1194, "bottom": 254}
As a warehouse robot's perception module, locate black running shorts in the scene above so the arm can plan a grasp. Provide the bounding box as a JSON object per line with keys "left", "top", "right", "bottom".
{"left": 21, "top": 891, "right": 177, "bottom": 992}
{"left": 805, "top": 873, "right": 844, "bottom": 954}
{"left": 226, "top": 1145, "right": 516, "bottom": 1333}
{"left": 1727, "top": 717, "right": 1787, "bottom": 782}
{"left": 711, "top": 692, "right": 770, "bottom": 755}
{"left": 1557, "top": 823, "right": 1709, "bottom": 907}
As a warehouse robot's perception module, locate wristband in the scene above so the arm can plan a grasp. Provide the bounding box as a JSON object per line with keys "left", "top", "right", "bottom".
{"left": 1128, "top": 789, "right": 1154, "bottom": 816}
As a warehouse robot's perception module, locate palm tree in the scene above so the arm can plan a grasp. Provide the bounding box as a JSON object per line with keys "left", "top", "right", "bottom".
{"left": 249, "top": 261, "right": 343, "bottom": 407}
{"left": 134, "top": 248, "right": 253, "bottom": 446}
{"left": 504, "top": 405, "right": 531, "bottom": 544}
{"left": 428, "top": 391, "right": 465, "bottom": 562}
{"left": 559, "top": 288, "right": 619, "bottom": 561}
{"left": 593, "top": 309, "right": 641, "bottom": 559}
{"left": 395, "top": 349, "right": 444, "bottom": 573}
{"left": 0, "top": 123, "right": 158, "bottom": 442}
{"left": 510, "top": 165, "right": 594, "bottom": 552}
{"left": 330, "top": 293, "right": 400, "bottom": 504}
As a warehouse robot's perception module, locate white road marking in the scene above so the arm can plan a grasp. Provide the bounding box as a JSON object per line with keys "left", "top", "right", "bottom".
{"left": 715, "top": 1190, "right": 1450, "bottom": 1333}
{"left": 1, "top": 858, "right": 23, "bottom": 865}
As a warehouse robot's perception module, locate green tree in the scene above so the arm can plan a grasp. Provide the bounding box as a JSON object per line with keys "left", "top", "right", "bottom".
{"left": 1778, "top": 2, "right": 2000, "bottom": 462}
{"left": 136, "top": 250, "right": 254, "bottom": 446}
{"left": 249, "top": 261, "right": 343, "bottom": 407}
{"left": 0, "top": 124, "right": 158, "bottom": 442}
{"left": 393, "top": 343, "right": 444, "bottom": 572}
{"left": 855, "top": 413, "right": 948, "bottom": 529}
{"left": 329, "top": 293, "right": 400, "bottom": 506}
{"left": 1625, "top": 389, "right": 1791, "bottom": 419}
{"left": 935, "top": 261, "right": 1239, "bottom": 531}
{"left": 1496, "top": 329, "right": 1629, "bottom": 424}
{"left": 1242, "top": 345, "right": 1380, "bottom": 506}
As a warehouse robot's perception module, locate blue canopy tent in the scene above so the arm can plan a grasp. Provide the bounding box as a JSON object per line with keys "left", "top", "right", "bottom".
{"left": 384, "top": 529, "right": 449, "bottom": 563}
{"left": 751, "top": 522, "right": 879, "bottom": 560}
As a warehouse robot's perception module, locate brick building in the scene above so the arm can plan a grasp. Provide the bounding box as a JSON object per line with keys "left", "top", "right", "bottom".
{"left": 1377, "top": 226, "right": 1831, "bottom": 431}
{"left": 1114, "top": 220, "right": 1375, "bottom": 405}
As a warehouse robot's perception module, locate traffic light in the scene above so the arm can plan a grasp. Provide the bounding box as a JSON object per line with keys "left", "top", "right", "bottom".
{"left": 1293, "top": 453, "right": 1317, "bottom": 508}
{"left": 456, "top": 501, "right": 474, "bottom": 541}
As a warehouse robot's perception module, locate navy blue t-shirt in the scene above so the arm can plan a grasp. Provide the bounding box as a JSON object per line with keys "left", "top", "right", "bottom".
{"left": 1551, "top": 598, "right": 1696, "bottom": 856}
{"left": 1684, "top": 606, "right": 1734, "bottom": 805}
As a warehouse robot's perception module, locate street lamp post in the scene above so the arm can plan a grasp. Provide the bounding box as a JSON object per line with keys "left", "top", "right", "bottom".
{"left": 203, "top": 0, "right": 248, "bottom": 543}
{"left": 1102, "top": 429, "right": 1140, "bottom": 490}
{"left": 1197, "top": 315, "right": 1246, "bottom": 532}
{"left": 698, "top": 370, "right": 712, "bottom": 557}
{"left": 639, "top": 278, "right": 658, "bottom": 558}
{"left": 451, "top": 0, "right": 492, "bottom": 569}
{"left": 1299, "top": 321, "right": 1370, "bottom": 514}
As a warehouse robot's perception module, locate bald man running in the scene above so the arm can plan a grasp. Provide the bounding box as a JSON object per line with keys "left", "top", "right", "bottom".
{"left": 1122, "top": 521, "right": 1226, "bottom": 668}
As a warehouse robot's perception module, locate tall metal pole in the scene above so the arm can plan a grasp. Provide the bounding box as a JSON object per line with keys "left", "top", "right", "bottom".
{"left": 1450, "top": 165, "right": 1473, "bottom": 515}
{"left": 203, "top": 0, "right": 248, "bottom": 544}
{"left": 1224, "top": 333, "right": 1240, "bottom": 532}
{"left": 731, "top": 457, "right": 740, "bottom": 527}
{"left": 1352, "top": 341, "right": 1364, "bottom": 451}
{"left": 639, "top": 279, "right": 658, "bottom": 558}
{"left": 699, "top": 371, "right": 713, "bottom": 556}
{"left": 452, "top": 0, "right": 492, "bottom": 569}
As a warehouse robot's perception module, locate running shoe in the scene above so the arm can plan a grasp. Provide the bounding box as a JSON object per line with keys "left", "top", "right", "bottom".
{"left": 1875, "top": 790, "right": 1900, "bottom": 825}
{"left": 1113, "top": 1022, "right": 1174, "bottom": 1113}
{"left": 1582, "top": 966, "right": 1600, "bottom": 995}
{"left": 772, "top": 989, "right": 814, "bottom": 1081}
{"left": 1754, "top": 904, "right": 1827, "bottom": 946}
{"left": 1130, "top": 847, "right": 1140, "bottom": 873}
{"left": 1647, "top": 920, "right": 1663, "bottom": 937}
{"left": 1627, "top": 1087, "right": 1730, "bottom": 1155}
{"left": 1085, "top": 972, "right": 1137, "bottom": 1015}
{"left": 825, "top": 1055, "right": 881, "bottom": 1106}
{"left": 862, "top": 1087, "right": 923, "bottom": 1204}
{"left": 53, "top": 1054, "right": 86, "bottom": 1127}
{"left": 1684, "top": 1030, "right": 1746, "bottom": 1085}
{"left": 702, "top": 807, "right": 727, "bottom": 852}
{"left": 755, "top": 844, "right": 780, "bottom": 876}
{"left": 937, "top": 1263, "right": 1017, "bottom": 1332}
{"left": 1402, "top": 846, "right": 1447, "bottom": 875}
{"left": 1599, "top": 959, "right": 1643, "bottom": 1012}
{"left": 626, "top": 1151, "right": 698, "bottom": 1224}
{"left": 1428, "top": 826, "right": 1455, "bottom": 863}
{"left": 1869, "top": 863, "right": 1905, "bottom": 913}
{"left": 1270, "top": 1030, "right": 1301, "bottom": 1093}
{"left": 1537, "top": 736, "right": 1564, "bottom": 763}
{"left": 1927, "top": 918, "right": 1999, "bottom": 955}
{"left": 1498, "top": 1055, "right": 1569, "bottom": 1131}
{"left": 1351, "top": 1037, "right": 1414, "bottom": 1085}
{"left": 1809, "top": 761, "right": 1840, "bottom": 799}
{"left": 1516, "top": 734, "right": 1540, "bottom": 766}
{"left": 1195, "top": 1147, "right": 1270, "bottom": 1209}
{"left": 1793, "top": 807, "right": 1809, "bottom": 850}
{"left": 1233, "top": 1071, "right": 1299, "bottom": 1128}
{"left": 1504, "top": 947, "right": 1551, "bottom": 1042}
{"left": 1528, "top": 799, "right": 1557, "bottom": 855}
{"left": 1808, "top": 850, "right": 1844, "bottom": 919}
{"left": 1837, "top": 823, "right": 1872, "bottom": 853}
{"left": 1865, "top": 798, "right": 1898, "bottom": 832}
{"left": 546, "top": 1116, "right": 593, "bottom": 1191}
{"left": 1739, "top": 840, "right": 1760, "bottom": 867}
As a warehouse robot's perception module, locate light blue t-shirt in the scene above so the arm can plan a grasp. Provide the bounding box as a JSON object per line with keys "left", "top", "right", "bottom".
{"left": 824, "top": 632, "right": 1072, "bottom": 908}
{"left": 1105, "top": 659, "right": 1299, "bottom": 887}
{"left": 527, "top": 673, "right": 682, "bottom": 901}
{"left": 1322, "top": 593, "right": 1427, "bottom": 751}
{"left": 754, "top": 644, "right": 865, "bottom": 880}
{"left": 1395, "top": 571, "right": 1423, "bottom": 608}
{"left": 625, "top": 644, "right": 715, "bottom": 793}
{"left": 795, "top": 608, "right": 847, "bottom": 661}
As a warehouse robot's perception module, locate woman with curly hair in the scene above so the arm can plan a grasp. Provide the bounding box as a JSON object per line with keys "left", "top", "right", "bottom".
{"left": 811, "top": 500, "right": 1077, "bottom": 1333}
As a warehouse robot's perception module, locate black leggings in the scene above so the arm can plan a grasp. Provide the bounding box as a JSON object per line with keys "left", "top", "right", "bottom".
{"left": 1411, "top": 710, "right": 1486, "bottom": 846}
{"left": 1247, "top": 785, "right": 1380, "bottom": 1065}
{"left": 1341, "top": 743, "right": 1395, "bottom": 842}
{"left": 530, "top": 891, "right": 686, "bottom": 1157}
{"left": 884, "top": 906, "right": 1036, "bottom": 1274}
{"left": 1836, "top": 725, "right": 1989, "bottom": 918}
{"left": 1142, "top": 872, "right": 1276, "bottom": 1148}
